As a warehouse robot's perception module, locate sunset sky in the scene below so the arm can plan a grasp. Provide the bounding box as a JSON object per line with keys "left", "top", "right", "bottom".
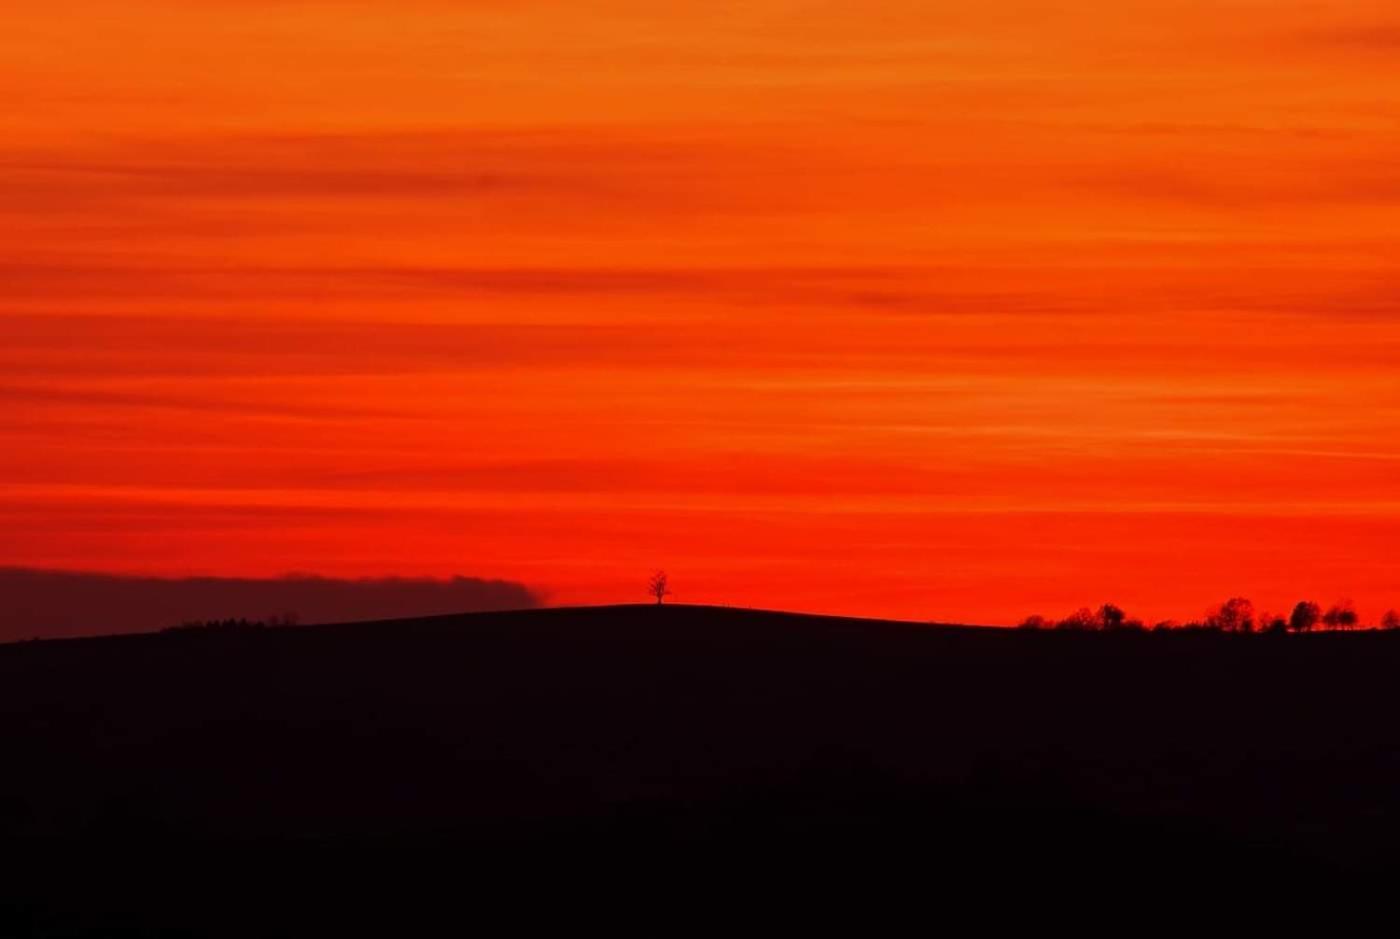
{"left": 4, "top": 0, "right": 1400, "bottom": 625}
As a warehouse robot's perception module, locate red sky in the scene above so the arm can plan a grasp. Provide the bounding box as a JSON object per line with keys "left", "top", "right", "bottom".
{"left": 4, "top": 0, "right": 1400, "bottom": 624}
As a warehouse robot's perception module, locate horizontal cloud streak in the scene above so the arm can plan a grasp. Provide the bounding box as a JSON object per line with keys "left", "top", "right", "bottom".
{"left": 1302, "top": 24, "right": 1400, "bottom": 54}
{"left": 0, "top": 569, "right": 541, "bottom": 641}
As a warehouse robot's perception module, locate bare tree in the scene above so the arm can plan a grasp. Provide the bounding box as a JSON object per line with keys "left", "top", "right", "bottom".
{"left": 648, "top": 571, "right": 671, "bottom": 605}
{"left": 1382, "top": 610, "right": 1400, "bottom": 631}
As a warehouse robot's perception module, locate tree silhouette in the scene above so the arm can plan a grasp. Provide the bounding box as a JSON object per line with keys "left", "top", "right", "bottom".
{"left": 1210, "top": 597, "right": 1255, "bottom": 634}
{"left": 1322, "top": 601, "right": 1358, "bottom": 631}
{"left": 648, "top": 571, "right": 671, "bottom": 606}
{"left": 1020, "top": 597, "right": 1392, "bottom": 634}
{"left": 1289, "top": 601, "right": 1321, "bottom": 633}
{"left": 1056, "top": 607, "right": 1098, "bottom": 631}
{"left": 1097, "top": 603, "right": 1126, "bottom": 631}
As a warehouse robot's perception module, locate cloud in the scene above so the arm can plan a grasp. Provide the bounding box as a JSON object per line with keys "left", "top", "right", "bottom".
{"left": 0, "top": 382, "right": 410, "bottom": 420}
{"left": 0, "top": 127, "right": 803, "bottom": 228}
{"left": 0, "top": 568, "right": 541, "bottom": 641}
{"left": 1070, "top": 160, "right": 1400, "bottom": 209}
{"left": 1304, "top": 24, "right": 1400, "bottom": 54}
{"left": 0, "top": 263, "right": 893, "bottom": 303}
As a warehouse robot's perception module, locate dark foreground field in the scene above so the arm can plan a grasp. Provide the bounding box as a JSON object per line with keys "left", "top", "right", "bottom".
{"left": 2, "top": 603, "right": 1398, "bottom": 929}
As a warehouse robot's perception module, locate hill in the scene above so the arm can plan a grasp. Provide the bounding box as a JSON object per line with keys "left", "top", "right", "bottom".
{"left": 3, "top": 603, "right": 1398, "bottom": 927}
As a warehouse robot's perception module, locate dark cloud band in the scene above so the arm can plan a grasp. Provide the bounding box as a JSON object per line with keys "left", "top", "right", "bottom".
{"left": 0, "top": 568, "right": 541, "bottom": 642}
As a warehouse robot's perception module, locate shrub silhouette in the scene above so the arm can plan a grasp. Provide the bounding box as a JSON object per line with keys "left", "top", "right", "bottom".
{"left": 164, "top": 618, "right": 267, "bottom": 633}
{"left": 1040, "top": 604, "right": 1144, "bottom": 632}
{"left": 163, "top": 613, "right": 298, "bottom": 633}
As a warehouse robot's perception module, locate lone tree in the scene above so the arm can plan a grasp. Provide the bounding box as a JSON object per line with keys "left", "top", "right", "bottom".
{"left": 648, "top": 571, "right": 671, "bottom": 605}
{"left": 1289, "top": 601, "right": 1321, "bottom": 633}
{"left": 1382, "top": 610, "right": 1400, "bottom": 631}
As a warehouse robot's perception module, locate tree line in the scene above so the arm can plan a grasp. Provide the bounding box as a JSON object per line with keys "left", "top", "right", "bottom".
{"left": 162, "top": 613, "right": 301, "bottom": 633}
{"left": 1019, "top": 599, "right": 1400, "bottom": 633}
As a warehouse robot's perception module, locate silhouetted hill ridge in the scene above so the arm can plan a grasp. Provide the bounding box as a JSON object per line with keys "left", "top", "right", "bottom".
{"left": 3, "top": 601, "right": 1399, "bottom": 905}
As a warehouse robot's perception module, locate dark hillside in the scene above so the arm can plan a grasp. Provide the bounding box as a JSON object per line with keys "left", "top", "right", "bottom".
{"left": 2, "top": 604, "right": 1397, "bottom": 928}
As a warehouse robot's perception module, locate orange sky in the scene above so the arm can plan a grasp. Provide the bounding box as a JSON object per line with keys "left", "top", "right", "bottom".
{"left": 4, "top": 0, "right": 1400, "bottom": 624}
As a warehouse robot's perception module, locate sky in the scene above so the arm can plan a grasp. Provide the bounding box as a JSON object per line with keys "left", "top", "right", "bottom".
{"left": 3, "top": 0, "right": 1400, "bottom": 626}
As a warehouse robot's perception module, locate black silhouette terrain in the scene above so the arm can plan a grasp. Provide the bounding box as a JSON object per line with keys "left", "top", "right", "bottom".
{"left": 3, "top": 603, "right": 1397, "bottom": 930}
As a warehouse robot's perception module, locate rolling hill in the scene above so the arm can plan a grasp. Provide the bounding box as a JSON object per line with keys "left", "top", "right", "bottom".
{"left": 2, "top": 603, "right": 1396, "bottom": 929}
